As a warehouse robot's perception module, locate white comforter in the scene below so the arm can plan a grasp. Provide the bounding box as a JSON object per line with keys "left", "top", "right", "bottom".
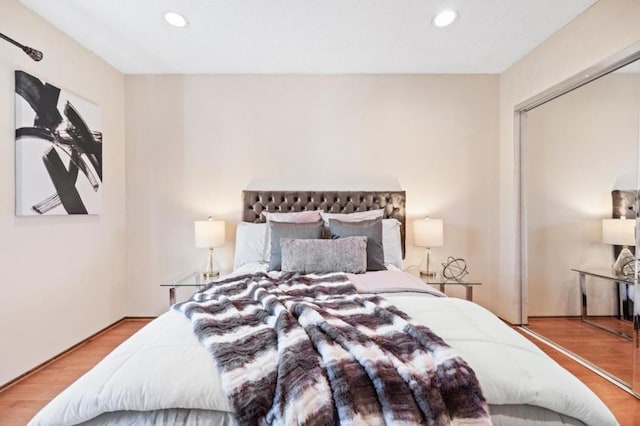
{"left": 30, "top": 269, "right": 617, "bottom": 426}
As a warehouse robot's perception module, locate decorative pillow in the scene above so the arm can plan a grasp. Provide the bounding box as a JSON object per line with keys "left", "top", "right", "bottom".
{"left": 280, "top": 237, "right": 367, "bottom": 274}
{"left": 329, "top": 217, "right": 385, "bottom": 271}
{"left": 264, "top": 211, "right": 322, "bottom": 262}
{"left": 263, "top": 210, "right": 322, "bottom": 223}
{"left": 320, "top": 209, "right": 384, "bottom": 228}
{"left": 382, "top": 218, "right": 403, "bottom": 269}
{"left": 233, "top": 222, "right": 267, "bottom": 269}
{"left": 268, "top": 220, "right": 324, "bottom": 271}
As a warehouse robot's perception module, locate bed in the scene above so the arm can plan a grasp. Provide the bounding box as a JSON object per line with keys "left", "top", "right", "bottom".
{"left": 30, "top": 191, "right": 617, "bottom": 425}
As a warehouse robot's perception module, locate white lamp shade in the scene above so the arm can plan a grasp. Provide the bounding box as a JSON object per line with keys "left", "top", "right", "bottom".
{"left": 194, "top": 219, "right": 226, "bottom": 248}
{"left": 602, "top": 218, "right": 635, "bottom": 246}
{"left": 413, "top": 218, "right": 444, "bottom": 248}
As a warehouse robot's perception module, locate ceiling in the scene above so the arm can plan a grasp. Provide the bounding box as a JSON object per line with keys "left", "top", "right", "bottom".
{"left": 19, "top": 0, "right": 597, "bottom": 74}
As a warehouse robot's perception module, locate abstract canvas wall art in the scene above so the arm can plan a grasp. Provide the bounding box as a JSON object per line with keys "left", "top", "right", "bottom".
{"left": 15, "top": 70, "right": 102, "bottom": 215}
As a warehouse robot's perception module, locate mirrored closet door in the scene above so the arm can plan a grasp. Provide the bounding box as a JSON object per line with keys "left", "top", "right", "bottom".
{"left": 520, "top": 51, "right": 640, "bottom": 396}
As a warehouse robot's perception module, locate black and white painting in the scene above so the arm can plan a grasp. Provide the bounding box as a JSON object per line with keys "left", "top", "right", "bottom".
{"left": 15, "top": 70, "right": 102, "bottom": 215}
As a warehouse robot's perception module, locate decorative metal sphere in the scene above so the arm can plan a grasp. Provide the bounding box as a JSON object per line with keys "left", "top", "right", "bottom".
{"left": 442, "top": 257, "right": 468, "bottom": 282}
{"left": 621, "top": 258, "right": 636, "bottom": 277}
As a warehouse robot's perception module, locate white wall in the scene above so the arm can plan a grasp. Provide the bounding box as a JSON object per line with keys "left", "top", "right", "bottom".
{"left": 125, "top": 74, "right": 499, "bottom": 315}
{"left": 498, "top": 0, "right": 640, "bottom": 323}
{"left": 0, "top": 1, "right": 127, "bottom": 385}
{"left": 526, "top": 73, "right": 639, "bottom": 316}
{"left": 8, "top": 0, "right": 637, "bottom": 385}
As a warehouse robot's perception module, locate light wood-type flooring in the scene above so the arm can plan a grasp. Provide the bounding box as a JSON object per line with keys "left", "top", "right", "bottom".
{"left": 0, "top": 319, "right": 150, "bottom": 426}
{"left": 527, "top": 316, "right": 634, "bottom": 384}
{"left": 523, "top": 317, "right": 640, "bottom": 425}
{"left": 0, "top": 317, "right": 638, "bottom": 425}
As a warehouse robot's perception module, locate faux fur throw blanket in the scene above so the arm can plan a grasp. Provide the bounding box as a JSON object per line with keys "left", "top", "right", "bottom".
{"left": 175, "top": 272, "right": 491, "bottom": 426}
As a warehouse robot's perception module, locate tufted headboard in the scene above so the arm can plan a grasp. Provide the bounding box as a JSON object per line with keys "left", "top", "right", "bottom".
{"left": 242, "top": 190, "right": 407, "bottom": 257}
{"left": 612, "top": 190, "right": 637, "bottom": 259}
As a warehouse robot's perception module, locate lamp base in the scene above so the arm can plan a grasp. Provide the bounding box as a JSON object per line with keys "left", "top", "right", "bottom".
{"left": 202, "top": 248, "right": 219, "bottom": 279}
{"left": 419, "top": 247, "right": 438, "bottom": 280}
{"left": 613, "top": 246, "right": 635, "bottom": 276}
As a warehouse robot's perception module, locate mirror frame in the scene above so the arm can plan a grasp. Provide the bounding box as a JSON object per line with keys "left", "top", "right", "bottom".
{"left": 515, "top": 40, "right": 640, "bottom": 397}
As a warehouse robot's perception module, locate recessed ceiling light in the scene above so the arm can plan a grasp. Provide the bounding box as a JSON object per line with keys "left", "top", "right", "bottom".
{"left": 433, "top": 9, "right": 458, "bottom": 28}
{"left": 164, "top": 12, "right": 188, "bottom": 28}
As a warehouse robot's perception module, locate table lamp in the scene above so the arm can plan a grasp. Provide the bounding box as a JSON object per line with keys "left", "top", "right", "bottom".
{"left": 602, "top": 218, "right": 636, "bottom": 276}
{"left": 413, "top": 217, "right": 444, "bottom": 278}
{"left": 194, "top": 217, "right": 225, "bottom": 278}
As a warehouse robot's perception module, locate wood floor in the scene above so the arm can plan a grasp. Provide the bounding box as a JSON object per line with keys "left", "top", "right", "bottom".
{"left": 527, "top": 317, "right": 633, "bottom": 384}
{"left": 522, "top": 317, "right": 640, "bottom": 425}
{"left": 0, "top": 318, "right": 638, "bottom": 425}
{"left": 0, "top": 319, "right": 150, "bottom": 426}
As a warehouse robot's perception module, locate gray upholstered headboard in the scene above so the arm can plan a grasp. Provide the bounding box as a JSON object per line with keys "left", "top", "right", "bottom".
{"left": 242, "top": 190, "right": 407, "bottom": 257}
{"left": 612, "top": 190, "right": 636, "bottom": 220}
{"left": 612, "top": 190, "right": 637, "bottom": 259}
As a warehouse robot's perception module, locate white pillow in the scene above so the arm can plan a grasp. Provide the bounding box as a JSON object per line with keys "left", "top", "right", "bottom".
{"left": 319, "top": 209, "right": 385, "bottom": 227}
{"left": 383, "top": 218, "right": 403, "bottom": 269}
{"left": 233, "top": 222, "right": 267, "bottom": 270}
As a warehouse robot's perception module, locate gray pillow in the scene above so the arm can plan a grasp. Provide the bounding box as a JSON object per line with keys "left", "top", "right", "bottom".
{"left": 280, "top": 237, "right": 367, "bottom": 274}
{"left": 329, "top": 217, "right": 385, "bottom": 271}
{"left": 269, "top": 220, "right": 324, "bottom": 271}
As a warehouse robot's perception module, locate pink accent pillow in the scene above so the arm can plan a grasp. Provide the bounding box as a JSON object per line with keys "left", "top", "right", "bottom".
{"left": 347, "top": 270, "right": 445, "bottom": 296}
{"left": 263, "top": 211, "right": 322, "bottom": 223}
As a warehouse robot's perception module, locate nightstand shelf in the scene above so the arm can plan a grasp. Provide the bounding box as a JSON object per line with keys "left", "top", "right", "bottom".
{"left": 160, "top": 271, "right": 218, "bottom": 306}
{"left": 571, "top": 268, "right": 634, "bottom": 339}
{"left": 420, "top": 275, "right": 482, "bottom": 301}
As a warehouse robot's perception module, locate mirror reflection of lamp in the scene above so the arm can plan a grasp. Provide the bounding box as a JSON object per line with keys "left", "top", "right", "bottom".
{"left": 602, "top": 218, "right": 636, "bottom": 276}
{"left": 413, "top": 217, "right": 444, "bottom": 279}
{"left": 194, "top": 217, "right": 226, "bottom": 278}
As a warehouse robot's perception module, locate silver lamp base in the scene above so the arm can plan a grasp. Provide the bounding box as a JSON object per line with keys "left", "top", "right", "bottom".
{"left": 419, "top": 247, "right": 437, "bottom": 280}
{"left": 202, "top": 248, "right": 219, "bottom": 278}
{"left": 613, "top": 246, "right": 634, "bottom": 276}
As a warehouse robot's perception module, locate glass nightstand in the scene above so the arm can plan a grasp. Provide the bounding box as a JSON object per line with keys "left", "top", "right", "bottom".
{"left": 571, "top": 268, "right": 634, "bottom": 339}
{"left": 420, "top": 275, "right": 482, "bottom": 301}
{"left": 160, "top": 271, "right": 218, "bottom": 306}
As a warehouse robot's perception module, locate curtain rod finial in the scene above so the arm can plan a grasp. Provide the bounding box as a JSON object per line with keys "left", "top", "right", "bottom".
{"left": 22, "top": 46, "right": 43, "bottom": 61}
{"left": 1, "top": 32, "right": 43, "bottom": 62}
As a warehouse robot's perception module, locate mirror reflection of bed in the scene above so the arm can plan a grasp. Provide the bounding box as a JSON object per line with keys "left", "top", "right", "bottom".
{"left": 520, "top": 53, "right": 640, "bottom": 391}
